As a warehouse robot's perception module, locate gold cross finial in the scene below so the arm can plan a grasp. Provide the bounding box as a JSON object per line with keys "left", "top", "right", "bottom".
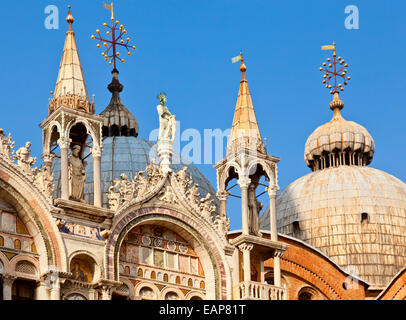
{"left": 91, "top": 2, "right": 137, "bottom": 70}
{"left": 320, "top": 43, "right": 351, "bottom": 95}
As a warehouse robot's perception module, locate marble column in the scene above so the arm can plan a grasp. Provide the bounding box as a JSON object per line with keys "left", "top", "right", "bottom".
{"left": 50, "top": 280, "right": 60, "bottom": 300}
{"left": 100, "top": 286, "right": 112, "bottom": 300}
{"left": 238, "top": 177, "right": 251, "bottom": 236}
{"left": 216, "top": 191, "right": 230, "bottom": 218}
{"left": 92, "top": 145, "right": 103, "bottom": 207}
{"left": 267, "top": 185, "right": 278, "bottom": 242}
{"left": 2, "top": 275, "right": 16, "bottom": 300}
{"left": 35, "top": 281, "right": 49, "bottom": 300}
{"left": 58, "top": 137, "right": 71, "bottom": 200}
{"left": 267, "top": 185, "right": 282, "bottom": 287}
{"left": 238, "top": 243, "right": 253, "bottom": 283}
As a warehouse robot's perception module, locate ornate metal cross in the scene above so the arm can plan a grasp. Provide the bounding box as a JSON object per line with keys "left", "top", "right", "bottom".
{"left": 91, "top": 2, "right": 136, "bottom": 70}
{"left": 320, "top": 43, "right": 351, "bottom": 94}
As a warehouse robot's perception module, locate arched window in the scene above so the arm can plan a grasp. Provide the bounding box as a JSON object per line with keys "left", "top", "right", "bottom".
{"left": 298, "top": 292, "right": 312, "bottom": 300}
{"left": 151, "top": 271, "right": 156, "bottom": 280}
{"left": 163, "top": 274, "right": 169, "bottom": 282}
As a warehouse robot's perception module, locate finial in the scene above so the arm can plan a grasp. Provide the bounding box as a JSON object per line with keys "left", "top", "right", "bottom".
{"left": 320, "top": 43, "right": 351, "bottom": 97}
{"left": 92, "top": 2, "right": 136, "bottom": 71}
{"left": 239, "top": 51, "right": 247, "bottom": 77}
{"left": 66, "top": 5, "right": 74, "bottom": 30}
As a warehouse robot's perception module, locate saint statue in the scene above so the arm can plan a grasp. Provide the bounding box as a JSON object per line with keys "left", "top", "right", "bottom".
{"left": 157, "top": 93, "right": 176, "bottom": 142}
{"left": 14, "top": 142, "right": 36, "bottom": 174}
{"left": 68, "top": 145, "right": 87, "bottom": 203}
{"left": 248, "top": 183, "right": 263, "bottom": 236}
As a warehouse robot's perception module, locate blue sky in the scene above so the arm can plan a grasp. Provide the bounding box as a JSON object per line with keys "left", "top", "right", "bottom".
{"left": 1, "top": 0, "right": 405, "bottom": 230}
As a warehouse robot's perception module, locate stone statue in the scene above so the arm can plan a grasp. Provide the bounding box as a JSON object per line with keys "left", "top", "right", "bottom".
{"left": 146, "top": 159, "right": 162, "bottom": 185}
{"left": 186, "top": 183, "right": 201, "bottom": 207}
{"left": 176, "top": 166, "right": 192, "bottom": 193}
{"left": 68, "top": 145, "right": 87, "bottom": 203}
{"left": 248, "top": 183, "right": 263, "bottom": 236}
{"left": 34, "top": 166, "right": 55, "bottom": 198}
{"left": 199, "top": 193, "right": 216, "bottom": 218}
{"left": 214, "top": 214, "right": 230, "bottom": 236}
{"left": 108, "top": 173, "right": 136, "bottom": 210}
{"left": 0, "top": 129, "right": 14, "bottom": 159}
{"left": 157, "top": 93, "right": 176, "bottom": 142}
{"left": 14, "top": 142, "right": 36, "bottom": 175}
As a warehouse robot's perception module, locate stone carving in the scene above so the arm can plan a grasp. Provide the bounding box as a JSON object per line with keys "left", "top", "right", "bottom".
{"left": 174, "top": 166, "right": 218, "bottom": 221}
{"left": 214, "top": 214, "right": 231, "bottom": 236}
{"left": 248, "top": 183, "right": 263, "bottom": 236}
{"left": 108, "top": 174, "right": 136, "bottom": 211}
{"left": 68, "top": 145, "right": 87, "bottom": 202}
{"left": 199, "top": 194, "right": 217, "bottom": 219}
{"left": 34, "top": 165, "right": 55, "bottom": 198}
{"left": 176, "top": 166, "right": 193, "bottom": 193}
{"left": 157, "top": 93, "right": 176, "bottom": 142}
{"left": 0, "top": 129, "right": 15, "bottom": 159}
{"left": 158, "top": 185, "right": 178, "bottom": 204}
{"left": 14, "top": 142, "right": 36, "bottom": 175}
{"left": 107, "top": 161, "right": 164, "bottom": 210}
{"left": 146, "top": 159, "right": 162, "bottom": 186}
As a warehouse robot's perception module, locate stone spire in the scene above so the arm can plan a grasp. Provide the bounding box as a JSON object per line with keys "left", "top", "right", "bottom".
{"left": 227, "top": 55, "right": 266, "bottom": 155}
{"left": 48, "top": 6, "right": 94, "bottom": 115}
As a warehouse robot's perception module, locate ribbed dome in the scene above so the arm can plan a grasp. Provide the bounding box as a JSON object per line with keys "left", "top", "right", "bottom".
{"left": 51, "top": 137, "right": 217, "bottom": 208}
{"left": 261, "top": 166, "right": 406, "bottom": 287}
{"left": 304, "top": 95, "right": 375, "bottom": 171}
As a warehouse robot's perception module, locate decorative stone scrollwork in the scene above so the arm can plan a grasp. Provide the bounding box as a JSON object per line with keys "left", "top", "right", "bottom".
{"left": 174, "top": 166, "right": 218, "bottom": 222}
{"left": 0, "top": 128, "right": 15, "bottom": 160}
{"left": 49, "top": 93, "right": 95, "bottom": 115}
{"left": 108, "top": 174, "right": 136, "bottom": 211}
{"left": 158, "top": 185, "right": 178, "bottom": 204}
{"left": 107, "top": 161, "right": 164, "bottom": 210}
{"left": 213, "top": 214, "right": 230, "bottom": 236}
{"left": 33, "top": 165, "right": 56, "bottom": 198}
{"left": 13, "top": 142, "right": 36, "bottom": 175}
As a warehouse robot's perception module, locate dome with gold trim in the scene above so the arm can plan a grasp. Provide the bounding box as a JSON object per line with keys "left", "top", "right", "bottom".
{"left": 261, "top": 56, "right": 406, "bottom": 287}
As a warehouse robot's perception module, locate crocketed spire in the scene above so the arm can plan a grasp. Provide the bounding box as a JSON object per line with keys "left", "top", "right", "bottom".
{"left": 49, "top": 6, "right": 94, "bottom": 115}
{"left": 227, "top": 54, "right": 266, "bottom": 155}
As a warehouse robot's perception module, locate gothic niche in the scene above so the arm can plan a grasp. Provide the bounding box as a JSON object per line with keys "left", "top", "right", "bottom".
{"left": 68, "top": 123, "right": 89, "bottom": 203}
{"left": 119, "top": 225, "right": 206, "bottom": 300}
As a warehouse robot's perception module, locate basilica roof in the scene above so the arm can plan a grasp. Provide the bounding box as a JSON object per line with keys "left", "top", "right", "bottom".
{"left": 260, "top": 56, "right": 406, "bottom": 287}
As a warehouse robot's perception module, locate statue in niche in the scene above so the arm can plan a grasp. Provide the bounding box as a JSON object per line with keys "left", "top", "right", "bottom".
{"left": 157, "top": 93, "right": 176, "bottom": 142}
{"left": 14, "top": 142, "right": 36, "bottom": 174}
{"left": 248, "top": 183, "right": 263, "bottom": 236}
{"left": 68, "top": 145, "right": 87, "bottom": 203}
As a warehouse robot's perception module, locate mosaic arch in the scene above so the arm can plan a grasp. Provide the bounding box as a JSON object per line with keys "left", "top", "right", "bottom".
{"left": 0, "top": 158, "right": 67, "bottom": 273}
{"left": 105, "top": 206, "right": 232, "bottom": 300}
{"left": 119, "top": 224, "right": 206, "bottom": 300}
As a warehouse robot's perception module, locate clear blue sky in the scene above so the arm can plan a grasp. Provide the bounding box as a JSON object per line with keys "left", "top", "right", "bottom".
{"left": 1, "top": 0, "right": 405, "bottom": 230}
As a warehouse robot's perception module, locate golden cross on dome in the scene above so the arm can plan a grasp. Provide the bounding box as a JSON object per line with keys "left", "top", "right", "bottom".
{"left": 320, "top": 42, "right": 351, "bottom": 94}
{"left": 91, "top": 2, "right": 136, "bottom": 70}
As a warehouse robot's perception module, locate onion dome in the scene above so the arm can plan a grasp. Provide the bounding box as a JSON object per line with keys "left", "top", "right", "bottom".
{"left": 268, "top": 166, "right": 406, "bottom": 287}
{"left": 100, "top": 69, "right": 139, "bottom": 137}
{"left": 304, "top": 94, "right": 375, "bottom": 171}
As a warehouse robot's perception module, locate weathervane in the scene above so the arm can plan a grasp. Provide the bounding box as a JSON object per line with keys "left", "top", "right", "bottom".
{"left": 320, "top": 43, "right": 351, "bottom": 94}
{"left": 91, "top": 2, "right": 136, "bottom": 70}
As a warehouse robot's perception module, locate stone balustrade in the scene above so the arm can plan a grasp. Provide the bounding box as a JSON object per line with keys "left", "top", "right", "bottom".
{"left": 238, "top": 281, "right": 286, "bottom": 300}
